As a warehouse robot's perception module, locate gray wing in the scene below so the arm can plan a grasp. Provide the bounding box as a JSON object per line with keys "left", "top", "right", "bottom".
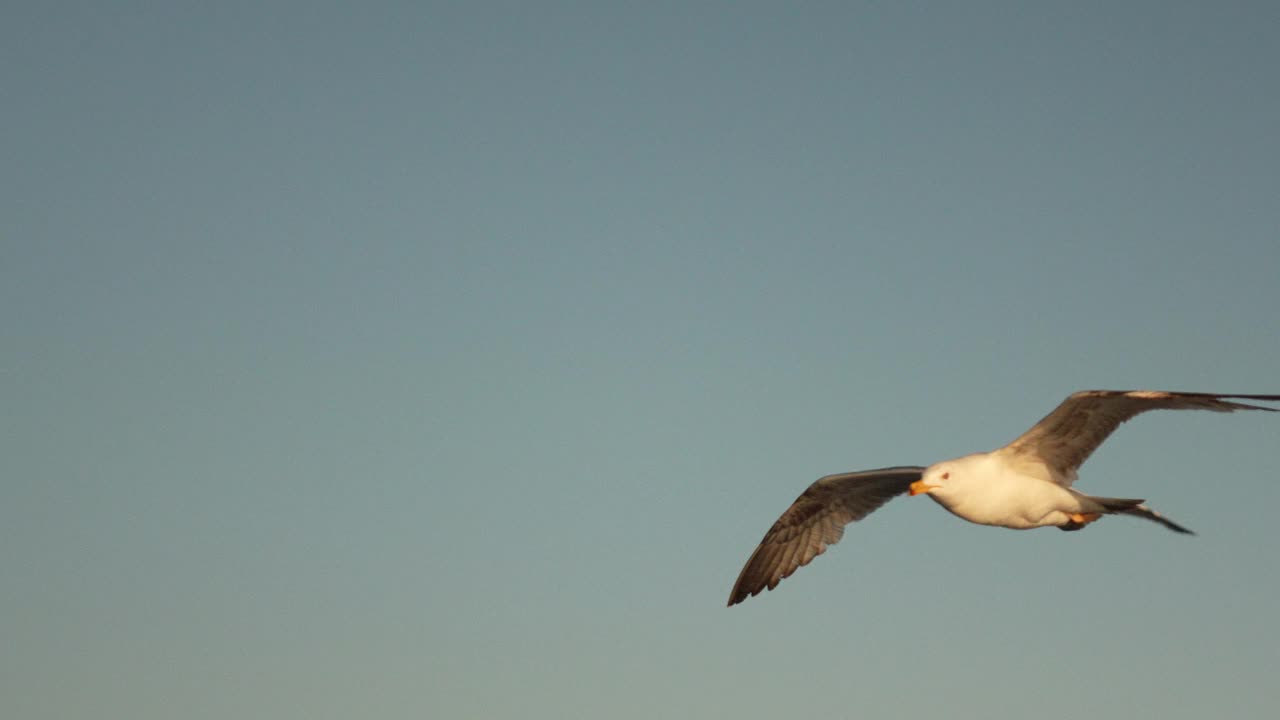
{"left": 727, "top": 466, "right": 924, "bottom": 607}
{"left": 999, "top": 390, "right": 1280, "bottom": 482}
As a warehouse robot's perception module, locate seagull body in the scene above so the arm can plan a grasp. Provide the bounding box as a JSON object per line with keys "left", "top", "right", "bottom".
{"left": 727, "top": 390, "right": 1280, "bottom": 606}
{"left": 919, "top": 451, "right": 1089, "bottom": 530}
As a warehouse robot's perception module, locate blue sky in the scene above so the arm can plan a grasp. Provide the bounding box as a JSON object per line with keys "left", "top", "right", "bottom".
{"left": 4, "top": 2, "right": 1279, "bottom": 718}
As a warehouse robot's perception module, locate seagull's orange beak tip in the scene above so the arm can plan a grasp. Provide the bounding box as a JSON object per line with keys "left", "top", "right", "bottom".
{"left": 908, "top": 480, "right": 933, "bottom": 496}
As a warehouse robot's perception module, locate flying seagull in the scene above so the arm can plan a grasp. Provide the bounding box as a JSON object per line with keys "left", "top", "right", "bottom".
{"left": 727, "top": 390, "right": 1280, "bottom": 606}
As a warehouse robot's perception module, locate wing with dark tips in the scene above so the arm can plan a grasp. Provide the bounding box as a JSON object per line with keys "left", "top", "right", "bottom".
{"left": 1000, "top": 390, "right": 1280, "bottom": 482}
{"left": 727, "top": 466, "right": 924, "bottom": 606}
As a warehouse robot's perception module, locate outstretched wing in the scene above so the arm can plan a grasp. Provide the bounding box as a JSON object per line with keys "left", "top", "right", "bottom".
{"left": 727, "top": 466, "right": 924, "bottom": 606}
{"left": 999, "top": 390, "right": 1280, "bottom": 483}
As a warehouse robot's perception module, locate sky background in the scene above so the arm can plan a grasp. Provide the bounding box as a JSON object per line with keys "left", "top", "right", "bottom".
{"left": 3, "top": 2, "right": 1279, "bottom": 718}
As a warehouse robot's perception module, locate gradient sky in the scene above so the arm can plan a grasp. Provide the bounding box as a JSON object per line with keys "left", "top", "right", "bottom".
{"left": 4, "top": 2, "right": 1279, "bottom": 719}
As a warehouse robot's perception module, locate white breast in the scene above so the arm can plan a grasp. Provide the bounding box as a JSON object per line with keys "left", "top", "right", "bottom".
{"left": 926, "top": 452, "right": 1080, "bottom": 529}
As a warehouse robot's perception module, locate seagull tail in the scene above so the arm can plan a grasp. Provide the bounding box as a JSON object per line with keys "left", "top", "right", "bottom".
{"left": 1118, "top": 504, "right": 1196, "bottom": 535}
{"left": 1083, "top": 495, "right": 1196, "bottom": 535}
{"left": 1088, "top": 495, "right": 1147, "bottom": 513}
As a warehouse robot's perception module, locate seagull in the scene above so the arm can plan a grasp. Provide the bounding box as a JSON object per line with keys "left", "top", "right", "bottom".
{"left": 727, "top": 390, "right": 1280, "bottom": 606}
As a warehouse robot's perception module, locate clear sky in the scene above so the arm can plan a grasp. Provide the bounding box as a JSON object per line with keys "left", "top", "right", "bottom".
{"left": 4, "top": 2, "right": 1279, "bottom": 719}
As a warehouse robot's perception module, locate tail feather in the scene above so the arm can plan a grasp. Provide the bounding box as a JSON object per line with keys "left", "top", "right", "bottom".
{"left": 1119, "top": 504, "right": 1195, "bottom": 535}
{"left": 1082, "top": 494, "right": 1196, "bottom": 534}
{"left": 1089, "top": 495, "right": 1147, "bottom": 512}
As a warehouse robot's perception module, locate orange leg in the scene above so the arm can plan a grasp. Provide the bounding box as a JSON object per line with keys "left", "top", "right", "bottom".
{"left": 1068, "top": 512, "right": 1102, "bottom": 526}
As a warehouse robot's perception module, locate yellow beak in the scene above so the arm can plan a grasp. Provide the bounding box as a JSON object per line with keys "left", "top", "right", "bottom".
{"left": 908, "top": 480, "right": 937, "bottom": 496}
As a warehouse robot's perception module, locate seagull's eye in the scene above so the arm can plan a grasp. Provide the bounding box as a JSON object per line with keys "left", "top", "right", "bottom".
{"left": 941, "top": 472, "right": 950, "bottom": 480}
